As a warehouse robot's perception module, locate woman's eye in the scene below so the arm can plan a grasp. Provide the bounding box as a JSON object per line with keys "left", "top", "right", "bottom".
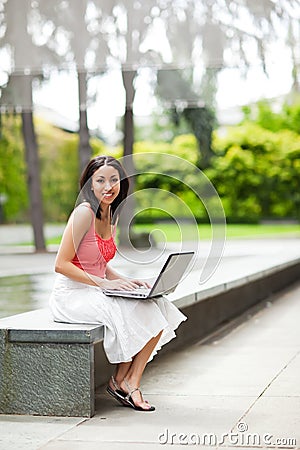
{"left": 112, "top": 178, "right": 119, "bottom": 183}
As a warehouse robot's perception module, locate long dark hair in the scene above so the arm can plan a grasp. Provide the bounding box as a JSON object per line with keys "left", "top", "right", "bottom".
{"left": 79, "top": 155, "right": 129, "bottom": 223}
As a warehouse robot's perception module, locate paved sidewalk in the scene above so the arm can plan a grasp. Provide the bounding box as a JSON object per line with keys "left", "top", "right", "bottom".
{"left": 0, "top": 281, "right": 299, "bottom": 449}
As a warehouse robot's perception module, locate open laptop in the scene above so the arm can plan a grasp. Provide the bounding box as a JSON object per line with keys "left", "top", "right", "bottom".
{"left": 103, "top": 251, "right": 194, "bottom": 299}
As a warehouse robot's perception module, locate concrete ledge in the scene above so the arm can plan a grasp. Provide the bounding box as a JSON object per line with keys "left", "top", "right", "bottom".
{"left": 0, "top": 312, "right": 107, "bottom": 417}
{"left": 173, "top": 256, "right": 300, "bottom": 308}
{"left": 0, "top": 257, "right": 299, "bottom": 417}
{"left": 170, "top": 257, "right": 300, "bottom": 350}
{"left": 0, "top": 310, "right": 104, "bottom": 343}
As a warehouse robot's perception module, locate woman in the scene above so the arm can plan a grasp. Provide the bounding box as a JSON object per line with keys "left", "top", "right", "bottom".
{"left": 49, "top": 155, "right": 187, "bottom": 412}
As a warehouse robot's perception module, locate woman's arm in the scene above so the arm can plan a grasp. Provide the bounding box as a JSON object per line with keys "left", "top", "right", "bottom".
{"left": 105, "top": 264, "right": 124, "bottom": 280}
{"left": 55, "top": 205, "right": 144, "bottom": 290}
{"left": 54, "top": 205, "right": 104, "bottom": 286}
{"left": 106, "top": 264, "right": 151, "bottom": 288}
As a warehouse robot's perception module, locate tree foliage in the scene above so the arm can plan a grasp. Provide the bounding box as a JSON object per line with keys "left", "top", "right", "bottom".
{"left": 1, "top": 101, "right": 300, "bottom": 224}
{"left": 208, "top": 121, "right": 300, "bottom": 221}
{"left": 0, "top": 115, "right": 28, "bottom": 221}
{"left": 243, "top": 100, "right": 300, "bottom": 134}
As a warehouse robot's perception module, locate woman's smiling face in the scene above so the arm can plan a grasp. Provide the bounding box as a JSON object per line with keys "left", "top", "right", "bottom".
{"left": 91, "top": 164, "right": 121, "bottom": 205}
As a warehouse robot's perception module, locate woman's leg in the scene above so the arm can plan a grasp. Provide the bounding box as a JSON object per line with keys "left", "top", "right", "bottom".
{"left": 112, "top": 362, "right": 131, "bottom": 388}
{"left": 108, "top": 330, "right": 161, "bottom": 391}
{"left": 119, "top": 330, "right": 163, "bottom": 408}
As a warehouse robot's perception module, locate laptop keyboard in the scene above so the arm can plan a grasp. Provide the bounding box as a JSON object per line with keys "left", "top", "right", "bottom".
{"left": 116, "top": 287, "right": 150, "bottom": 295}
{"left": 103, "top": 286, "right": 151, "bottom": 297}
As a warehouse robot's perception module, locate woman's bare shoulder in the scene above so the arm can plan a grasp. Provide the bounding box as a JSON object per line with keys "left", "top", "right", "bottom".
{"left": 76, "top": 201, "right": 93, "bottom": 211}
{"left": 70, "top": 202, "right": 94, "bottom": 227}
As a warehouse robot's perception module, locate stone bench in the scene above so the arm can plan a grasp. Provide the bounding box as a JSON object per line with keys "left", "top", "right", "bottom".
{"left": 0, "top": 309, "right": 109, "bottom": 417}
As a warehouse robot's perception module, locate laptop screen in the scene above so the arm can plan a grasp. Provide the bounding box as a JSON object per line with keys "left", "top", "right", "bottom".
{"left": 150, "top": 252, "right": 194, "bottom": 297}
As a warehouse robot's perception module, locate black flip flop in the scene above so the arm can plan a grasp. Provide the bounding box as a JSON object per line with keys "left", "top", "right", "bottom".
{"left": 106, "top": 385, "right": 129, "bottom": 406}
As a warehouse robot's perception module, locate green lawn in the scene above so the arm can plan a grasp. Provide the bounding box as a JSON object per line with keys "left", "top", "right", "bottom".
{"left": 45, "top": 223, "right": 300, "bottom": 245}
{"left": 134, "top": 223, "right": 300, "bottom": 241}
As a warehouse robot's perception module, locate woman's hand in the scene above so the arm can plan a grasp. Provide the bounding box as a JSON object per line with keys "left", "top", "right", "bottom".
{"left": 104, "top": 265, "right": 151, "bottom": 290}
{"left": 99, "top": 278, "right": 148, "bottom": 291}
{"left": 128, "top": 278, "right": 151, "bottom": 289}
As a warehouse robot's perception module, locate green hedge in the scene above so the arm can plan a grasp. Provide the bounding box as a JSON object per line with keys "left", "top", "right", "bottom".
{"left": 208, "top": 122, "right": 300, "bottom": 221}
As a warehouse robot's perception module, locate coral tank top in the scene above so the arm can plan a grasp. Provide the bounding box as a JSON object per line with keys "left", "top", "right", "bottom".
{"left": 71, "top": 205, "right": 117, "bottom": 278}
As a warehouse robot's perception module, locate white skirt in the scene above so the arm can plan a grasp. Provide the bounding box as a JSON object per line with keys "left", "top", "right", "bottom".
{"left": 49, "top": 274, "right": 187, "bottom": 364}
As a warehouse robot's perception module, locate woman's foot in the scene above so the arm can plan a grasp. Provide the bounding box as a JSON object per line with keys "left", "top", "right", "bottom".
{"left": 120, "top": 379, "right": 155, "bottom": 411}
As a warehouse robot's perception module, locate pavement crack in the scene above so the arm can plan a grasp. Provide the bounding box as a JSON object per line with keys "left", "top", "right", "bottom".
{"left": 231, "top": 349, "right": 300, "bottom": 432}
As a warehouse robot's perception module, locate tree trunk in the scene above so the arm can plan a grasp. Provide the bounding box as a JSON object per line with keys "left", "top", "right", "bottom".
{"left": 21, "top": 88, "right": 46, "bottom": 252}
{"left": 78, "top": 71, "right": 92, "bottom": 176}
{"left": 182, "top": 106, "right": 215, "bottom": 169}
{"left": 118, "top": 70, "right": 137, "bottom": 247}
